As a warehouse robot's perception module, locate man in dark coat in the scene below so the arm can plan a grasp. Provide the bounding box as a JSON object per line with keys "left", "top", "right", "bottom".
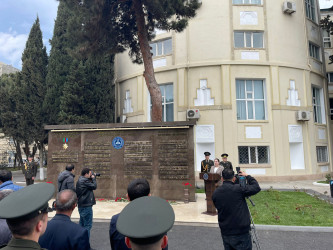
{"left": 23, "top": 155, "right": 38, "bottom": 186}
{"left": 57, "top": 164, "right": 76, "bottom": 192}
{"left": 109, "top": 178, "right": 168, "bottom": 250}
{"left": 212, "top": 169, "right": 261, "bottom": 250}
{"left": 201, "top": 152, "right": 214, "bottom": 173}
{"left": 39, "top": 189, "right": 90, "bottom": 250}
{"left": 220, "top": 153, "right": 233, "bottom": 170}
{"left": 76, "top": 168, "right": 97, "bottom": 238}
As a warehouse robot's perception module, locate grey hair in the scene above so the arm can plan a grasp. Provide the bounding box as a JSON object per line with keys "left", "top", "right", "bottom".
{"left": 55, "top": 189, "right": 77, "bottom": 212}
{"left": 0, "top": 189, "right": 14, "bottom": 201}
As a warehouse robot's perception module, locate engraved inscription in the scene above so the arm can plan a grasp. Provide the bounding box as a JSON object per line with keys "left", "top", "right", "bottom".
{"left": 52, "top": 151, "right": 79, "bottom": 163}
{"left": 83, "top": 142, "right": 112, "bottom": 178}
{"left": 124, "top": 141, "right": 152, "bottom": 179}
{"left": 158, "top": 138, "right": 189, "bottom": 180}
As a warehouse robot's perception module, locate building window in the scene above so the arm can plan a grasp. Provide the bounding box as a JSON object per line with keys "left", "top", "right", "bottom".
{"left": 327, "top": 72, "right": 333, "bottom": 83}
{"left": 309, "top": 42, "right": 320, "bottom": 60}
{"left": 149, "top": 84, "right": 174, "bottom": 122}
{"left": 234, "top": 31, "right": 264, "bottom": 48}
{"left": 312, "top": 87, "right": 325, "bottom": 124}
{"left": 236, "top": 79, "right": 266, "bottom": 120}
{"left": 150, "top": 39, "right": 172, "bottom": 57}
{"left": 329, "top": 98, "right": 333, "bottom": 120}
{"left": 123, "top": 90, "right": 133, "bottom": 114}
{"left": 238, "top": 146, "right": 270, "bottom": 164}
{"left": 233, "top": 0, "right": 261, "bottom": 4}
{"left": 322, "top": 29, "right": 331, "bottom": 48}
{"left": 305, "top": 0, "right": 316, "bottom": 22}
{"left": 316, "top": 146, "right": 328, "bottom": 163}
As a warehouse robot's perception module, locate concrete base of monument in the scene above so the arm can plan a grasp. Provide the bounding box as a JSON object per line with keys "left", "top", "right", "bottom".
{"left": 47, "top": 193, "right": 220, "bottom": 224}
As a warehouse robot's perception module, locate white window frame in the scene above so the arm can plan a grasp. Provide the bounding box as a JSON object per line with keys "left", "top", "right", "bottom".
{"left": 234, "top": 31, "right": 264, "bottom": 49}
{"left": 147, "top": 83, "right": 174, "bottom": 122}
{"left": 316, "top": 146, "right": 328, "bottom": 163}
{"left": 322, "top": 29, "right": 331, "bottom": 48}
{"left": 238, "top": 146, "right": 270, "bottom": 164}
{"left": 232, "top": 0, "right": 262, "bottom": 4}
{"left": 150, "top": 39, "right": 172, "bottom": 58}
{"left": 305, "top": 0, "right": 316, "bottom": 22}
{"left": 309, "top": 42, "right": 321, "bottom": 61}
{"left": 327, "top": 72, "right": 333, "bottom": 83}
{"left": 236, "top": 79, "right": 267, "bottom": 120}
{"left": 312, "top": 87, "right": 326, "bottom": 124}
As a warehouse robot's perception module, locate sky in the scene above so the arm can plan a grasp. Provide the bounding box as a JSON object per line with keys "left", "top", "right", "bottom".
{"left": 0, "top": 0, "right": 333, "bottom": 70}
{"left": 0, "top": 0, "right": 59, "bottom": 69}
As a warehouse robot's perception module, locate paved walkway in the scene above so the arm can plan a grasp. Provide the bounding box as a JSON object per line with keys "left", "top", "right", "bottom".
{"left": 45, "top": 179, "right": 332, "bottom": 224}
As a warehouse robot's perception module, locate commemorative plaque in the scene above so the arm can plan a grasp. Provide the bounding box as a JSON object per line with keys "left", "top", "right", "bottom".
{"left": 45, "top": 121, "right": 196, "bottom": 201}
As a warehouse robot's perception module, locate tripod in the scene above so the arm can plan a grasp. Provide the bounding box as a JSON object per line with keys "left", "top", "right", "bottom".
{"left": 246, "top": 197, "right": 261, "bottom": 250}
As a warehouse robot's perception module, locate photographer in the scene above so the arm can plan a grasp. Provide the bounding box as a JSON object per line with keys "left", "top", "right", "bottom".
{"left": 76, "top": 168, "right": 97, "bottom": 238}
{"left": 212, "top": 168, "right": 260, "bottom": 250}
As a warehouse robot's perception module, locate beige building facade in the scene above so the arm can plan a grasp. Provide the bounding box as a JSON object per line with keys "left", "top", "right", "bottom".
{"left": 115, "top": 0, "right": 333, "bottom": 180}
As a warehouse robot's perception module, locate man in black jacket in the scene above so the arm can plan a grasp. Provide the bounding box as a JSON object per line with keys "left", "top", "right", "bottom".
{"left": 212, "top": 168, "right": 260, "bottom": 250}
{"left": 57, "top": 164, "right": 75, "bottom": 192}
{"left": 76, "top": 168, "right": 97, "bottom": 238}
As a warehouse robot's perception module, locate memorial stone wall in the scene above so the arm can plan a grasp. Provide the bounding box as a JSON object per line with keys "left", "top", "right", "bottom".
{"left": 46, "top": 122, "right": 196, "bottom": 201}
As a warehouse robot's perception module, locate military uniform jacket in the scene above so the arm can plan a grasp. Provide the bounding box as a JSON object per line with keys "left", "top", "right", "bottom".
{"left": 201, "top": 159, "right": 214, "bottom": 173}
{"left": 0, "top": 238, "right": 46, "bottom": 250}
{"left": 220, "top": 161, "right": 233, "bottom": 170}
{"left": 22, "top": 161, "right": 38, "bottom": 179}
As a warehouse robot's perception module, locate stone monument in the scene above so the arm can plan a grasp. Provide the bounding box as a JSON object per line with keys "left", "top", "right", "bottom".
{"left": 45, "top": 121, "right": 196, "bottom": 201}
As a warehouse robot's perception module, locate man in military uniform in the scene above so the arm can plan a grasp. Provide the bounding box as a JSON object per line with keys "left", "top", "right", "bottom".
{"left": 0, "top": 182, "right": 55, "bottom": 250}
{"left": 23, "top": 155, "right": 38, "bottom": 186}
{"left": 220, "top": 153, "right": 233, "bottom": 170}
{"left": 117, "top": 196, "right": 175, "bottom": 250}
{"left": 201, "top": 152, "right": 214, "bottom": 173}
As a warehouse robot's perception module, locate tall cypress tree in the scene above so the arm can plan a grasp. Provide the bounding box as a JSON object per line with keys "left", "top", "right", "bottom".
{"left": 20, "top": 16, "right": 48, "bottom": 158}
{"left": 44, "top": 1, "right": 74, "bottom": 125}
{"left": 46, "top": 0, "right": 115, "bottom": 124}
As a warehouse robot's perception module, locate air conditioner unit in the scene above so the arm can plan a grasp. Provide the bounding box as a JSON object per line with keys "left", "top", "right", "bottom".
{"left": 283, "top": 1, "right": 296, "bottom": 14}
{"left": 296, "top": 111, "right": 310, "bottom": 121}
{"left": 187, "top": 109, "right": 200, "bottom": 119}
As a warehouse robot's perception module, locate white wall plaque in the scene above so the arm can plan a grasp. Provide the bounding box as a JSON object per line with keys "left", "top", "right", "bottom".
{"left": 240, "top": 12, "right": 258, "bottom": 25}
{"left": 153, "top": 58, "right": 167, "bottom": 68}
{"left": 241, "top": 51, "right": 259, "bottom": 60}
{"left": 288, "top": 125, "right": 303, "bottom": 143}
{"left": 321, "top": 166, "right": 329, "bottom": 172}
{"left": 246, "top": 127, "right": 261, "bottom": 139}
{"left": 194, "top": 79, "right": 214, "bottom": 106}
{"left": 318, "top": 128, "right": 326, "bottom": 140}
{"left": 196, "top": 125, "right": 215, "bottom": 143}
{"left": 245, "top": 169, "right": 266, "bottom": 175}
{"left": 286, "top": 80, "right": 300, "bottom": 106}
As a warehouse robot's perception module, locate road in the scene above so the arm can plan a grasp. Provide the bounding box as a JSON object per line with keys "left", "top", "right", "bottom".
{"left": 90, "top": 221, "right": 332, "bottom": 250}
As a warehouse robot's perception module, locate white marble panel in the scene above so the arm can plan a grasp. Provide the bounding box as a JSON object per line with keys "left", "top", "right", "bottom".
{"left": 196, "top": 125, "right": 215, "bottom": 143}
{"left": 318, "top": 128, "right": 326, "bottom": 140}
{"left": 241, "top": 51, "right": 259, "bottom": 60}
{"left": 288, "top": 125, "right": 303, "bottom": 143}
{"left": 153, "top": 58, "right": 167, "bottom": 68}
{"left": 320, "top": 166, "right": 329, "bottom": 172}
{"left": 240, "top": 12, "right": 258, "bottom": 25}
{"left": 245, "top": 127, "right": 261, "bottom": 139}
{"left": 245, "top": 169, "right": 266, "bottom": 175}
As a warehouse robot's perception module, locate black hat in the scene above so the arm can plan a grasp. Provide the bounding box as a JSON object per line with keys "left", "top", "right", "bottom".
{"left": 221, "top": 153, "right": 229, "bottom": 158}
{"left": 28, "top": 154, "right": 34, "bottom": 158}
{"left": 116, "top": 196, "right": 175, "bottom": 245}
{"left": 0, "top": 183, "right": 54, "bottom": 220}
{"left": 204, "top": 152, "right": 211, "bottom": 156}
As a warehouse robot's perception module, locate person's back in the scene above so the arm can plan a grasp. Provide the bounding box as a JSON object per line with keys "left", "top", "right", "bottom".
{"left": 0, "top": 190, "right": 13, "bottom": 246}
{"left": 58, "top": 164, "right": 75, "bottom": 192}
{"left": 39, "top": 189, "right": 90, "bottom": 250}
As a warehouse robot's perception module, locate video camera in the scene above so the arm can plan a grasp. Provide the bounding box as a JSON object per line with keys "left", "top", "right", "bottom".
{"left": 235, "top": 167, "right": 246, "bottom": 187}
{"left": 94, "top": 172, "right": 101, "bottom": 177}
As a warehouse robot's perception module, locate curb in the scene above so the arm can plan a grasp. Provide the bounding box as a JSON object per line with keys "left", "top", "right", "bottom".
{"left": 70, "top": 218, "right": 333, "bottom": 232}
{"left": 313, "top": 181, "right": 329, "bottom": 187}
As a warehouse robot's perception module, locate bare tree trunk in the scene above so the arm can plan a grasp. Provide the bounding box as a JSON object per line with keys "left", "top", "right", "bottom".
{"left": 133, "top": 0, "right": 162, "bottom": 122}
{"left": 13, "top": 140, "right": 23, "bottom": 170}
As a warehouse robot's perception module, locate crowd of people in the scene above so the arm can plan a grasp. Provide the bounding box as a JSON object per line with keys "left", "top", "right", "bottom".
{"left": 0, "top": 152, "right": 261, "bottom": 250}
